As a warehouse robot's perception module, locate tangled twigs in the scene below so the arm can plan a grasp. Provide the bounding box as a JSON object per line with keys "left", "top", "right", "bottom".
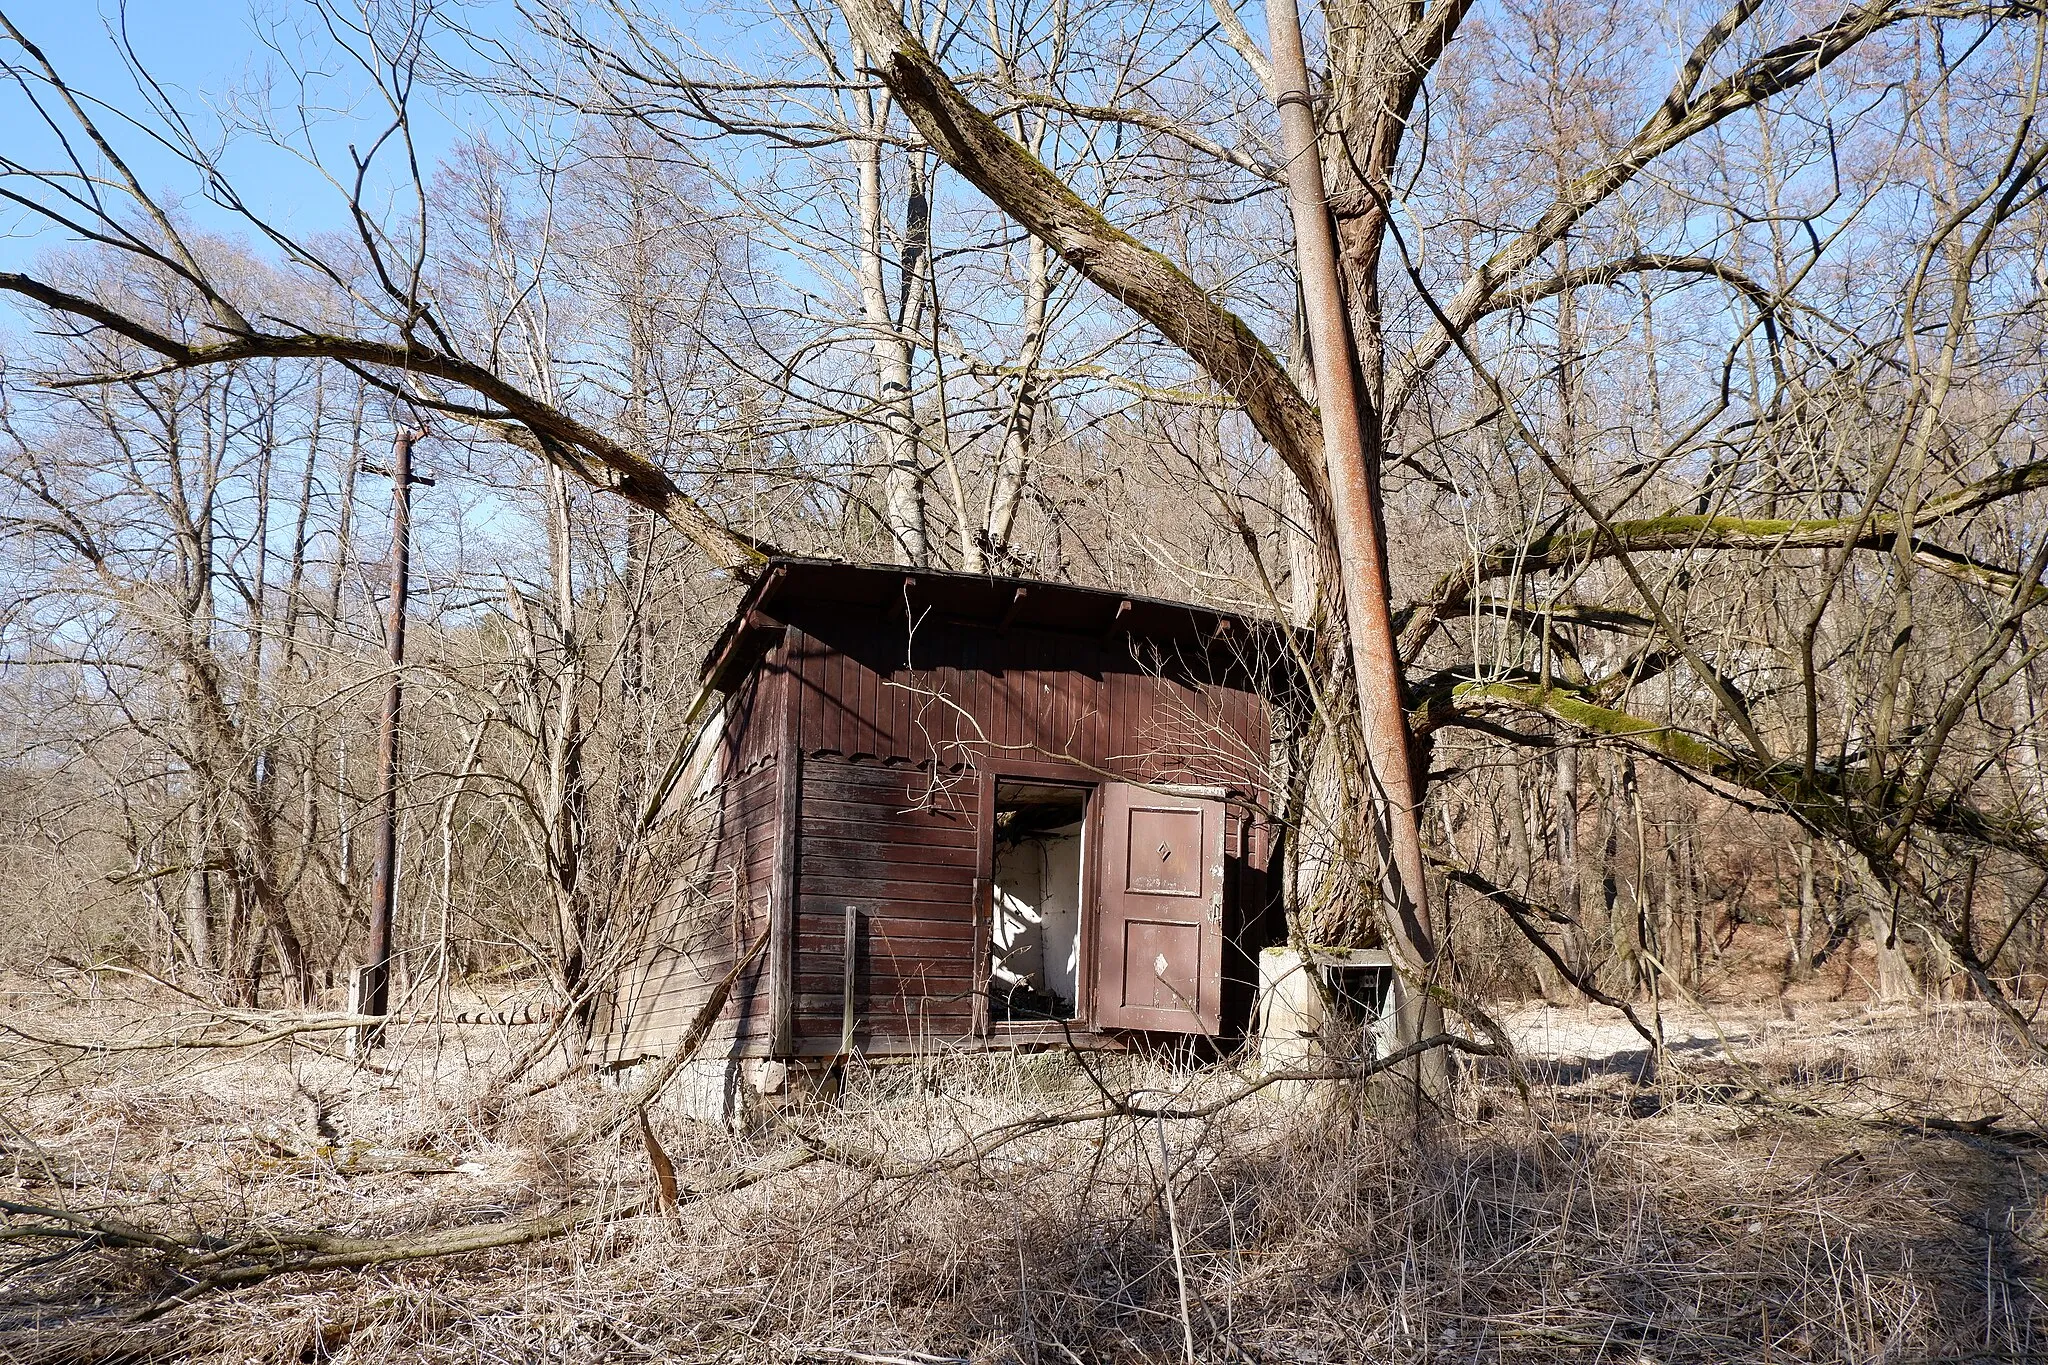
{"left": 1, "top": 1023, "right": 1495, "bottom": 1319}
{"left": 0, "top": 1145, "right": 817, "bottom": 1318}
{"left": 777, "top": 1031, "right": 1509, "bottom": 1178}
{"left": 555, "top": 932, "right": 769, "bottom": 1149}
{"left": 1, "top": 1014, "right": 389, "bottom": 1054}
{"left": 1435, "top": 857, "right": 1666, "bottom": 1055}
{"left": 0, "top": 1192, "right": 649, "bottom": 1315}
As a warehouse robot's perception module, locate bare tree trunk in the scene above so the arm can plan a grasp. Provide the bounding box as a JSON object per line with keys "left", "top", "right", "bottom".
{"left": 850, "top": 69, "right": 928, "bottom": 567}
{"left": 1861, "top": 868, "right": 1920, "bottom": 1003}
{"left": 1661, "top": 816, "right": 1690, "bottom": 988}
{"left": 1598, "top": 755, "right": 1632, "bottom": 996}
{"left": 1507, "top": 759, "right": 1563, "bottom": 1002}
{"left": 1789, "top": 840, "right": 1817, "bottom": 983}
{"left": 1281, "top": 306, "right": 1320, "bottom": 629}
{"left": 435, "top": 709, "right": 496, "bottom": 1007}
{"left": 978, "top": 231, "right": 1048, "bottom": 571}
{"left": 181, "top": 797, "right": 216, "bottom": 980}
{"left": 1551, "top": 746, "right": 1587, "bottom": 979}
{"left": 543, "top": 465, "right": 592, "bottom": 1037}
{"left": 1621, "top": 755, "right": 1658, "bottom": 1017}
{"left": 245, "top": 795, "right": 315, "bottom": 1008}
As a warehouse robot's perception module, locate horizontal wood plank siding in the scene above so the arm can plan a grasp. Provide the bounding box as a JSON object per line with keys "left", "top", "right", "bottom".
{"left": 796, "top": 759, "right": 981, "bottom": 1052}
{"left": 599, "top": 759, "right": 779, "bottom": 1063}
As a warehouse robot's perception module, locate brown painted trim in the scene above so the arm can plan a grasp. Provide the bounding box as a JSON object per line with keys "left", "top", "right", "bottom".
{"left": 1081, "top": 782, "right": 1105, "bottom": 1027}
{"left": 970, "top": 766, "right": 996, "bottom": 1038}
{"left": 975, "top": 755, "right": 1103, "bottom": 785}
{"left": 768, "top": 660, "right": 802, "bottom": 1056}
{"left": 988, "top": 1021, "right": 1104, "bottom": 1047}
{"left": 783, "top": 1031, "right": 1125, "bottom": 1058}
{"left": 699, "top": 562, "right": 788, "bottom": 685}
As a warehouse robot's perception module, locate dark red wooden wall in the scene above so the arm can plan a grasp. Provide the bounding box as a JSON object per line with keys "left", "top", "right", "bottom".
{"left": 603, "top": 565, "right": 1287, "bottom": 1064}
{"left": 778, "top": 605, "right": 1270, "bottom": 787}
{"left": 773, "top": 596, "right": 1274, "bottom": 1055}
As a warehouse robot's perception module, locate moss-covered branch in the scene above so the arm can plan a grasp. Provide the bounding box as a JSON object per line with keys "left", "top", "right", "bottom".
{"left": 829, "top": 0, "right": 1331, "bottom": 512}
{"left": 1400, "top": 456, "right": 2048, "bottom": 658}
{"left": 1436, "top": 679, "right": 2044, "bottom": 862}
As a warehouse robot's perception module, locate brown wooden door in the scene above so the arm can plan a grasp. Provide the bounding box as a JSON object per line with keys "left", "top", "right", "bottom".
{"left": 1091, "top": 782, "right": 1225, "bottom": 1034}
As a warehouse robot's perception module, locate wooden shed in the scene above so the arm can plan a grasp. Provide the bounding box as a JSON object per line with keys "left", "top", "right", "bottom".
{"left": 597, "top": 558, "right": 1291, "bottom": 1078}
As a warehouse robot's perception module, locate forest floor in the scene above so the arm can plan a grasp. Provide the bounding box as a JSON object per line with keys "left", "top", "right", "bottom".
{"left": 4, "top": 979, "right": 2047, "bottom": 1363}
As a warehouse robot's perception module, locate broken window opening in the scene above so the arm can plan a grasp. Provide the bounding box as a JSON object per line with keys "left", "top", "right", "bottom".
{"left": 989, "top": 781, "right": 1089, "bottom": 1023}
{"left": 1311, "top": 951, "right": 1395, "bottom": 1059}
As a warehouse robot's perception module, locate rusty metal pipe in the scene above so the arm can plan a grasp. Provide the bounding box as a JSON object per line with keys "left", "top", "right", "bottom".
{"left": 1264, "top": 1, "right": 1439, "bottom": 1007}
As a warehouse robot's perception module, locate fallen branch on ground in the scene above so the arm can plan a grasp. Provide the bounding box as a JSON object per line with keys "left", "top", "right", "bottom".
{"left": 1, "top": 1015, "right": 388, "bottom": 1054}
{"left": 0, "top": 1005, "right": 1494, "bottom": 1317}
{"left": 0, "top": 1146, "right": 816, "bottom": 1318}
{"left": 1, "top": 1006, "right": 554, "bottom": 1056}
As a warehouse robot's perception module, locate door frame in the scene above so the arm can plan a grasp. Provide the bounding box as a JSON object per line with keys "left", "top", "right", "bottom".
{"left": 972, "top": 765, "right": 1230, "bottom": 1041}
{"left": 973, "top": 761, "right": 1104, "bottom": 1041}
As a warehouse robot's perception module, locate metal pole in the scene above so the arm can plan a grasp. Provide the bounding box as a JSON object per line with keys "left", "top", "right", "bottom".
{"left": 1264, "top": 1, "right": 1440, "bottom": 1053}
{"left": 361, "top": 423, "right": 429, "bottom": 1040}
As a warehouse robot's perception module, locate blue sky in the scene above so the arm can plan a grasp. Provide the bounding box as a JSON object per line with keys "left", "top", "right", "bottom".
{"left": 0, "top": 2, "right": 566, "bottom": 596}
{"left": 0, "top": 0, "right": 489, "bottom": 273}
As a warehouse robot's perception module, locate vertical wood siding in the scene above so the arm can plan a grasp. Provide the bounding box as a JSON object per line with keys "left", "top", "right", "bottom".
{"left": 780, "top": 605, "right": 1270, "bottom": 791}
{"left": 612, "top": 579, "right": 1286, "bottom": 1063}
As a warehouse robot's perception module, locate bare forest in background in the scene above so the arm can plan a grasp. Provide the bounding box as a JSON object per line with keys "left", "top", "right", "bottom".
{"left": 7, "top": 0, "right": 2048, "bottom": 1357}
{"left": 5, "top": 0, "right": 2045, "bottom": 1023}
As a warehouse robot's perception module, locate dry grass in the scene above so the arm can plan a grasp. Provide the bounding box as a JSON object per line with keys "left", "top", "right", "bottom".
{"left": 4, "top": 984, "right": 2047, "bottom": 1363}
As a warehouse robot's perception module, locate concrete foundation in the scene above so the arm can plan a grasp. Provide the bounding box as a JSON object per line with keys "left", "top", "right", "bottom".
{"left": 614, "top": 1052, "right": 844, "bottom": 1127}
{"left": 1255, "top": 946, "right": 1395, "bottom": 1072}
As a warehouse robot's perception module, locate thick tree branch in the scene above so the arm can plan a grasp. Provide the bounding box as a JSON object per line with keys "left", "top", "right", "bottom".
{"left": 1479, "top": 251, "right": 1781, "bottom": 315}
{"left": 0, "top": 1147, "right": 814, "bottom": 1315}
{"left": 830, "top": 0, "right": 1331, "bottom": 510}
{"left": 0, "top": 271, "right": 770, "bottom": 570}
{"left": 1441, "top": 680, "right": 2048, "bottom": 863}
{"left": 1401, "top": 453, "right": 2048, "bottom": 657}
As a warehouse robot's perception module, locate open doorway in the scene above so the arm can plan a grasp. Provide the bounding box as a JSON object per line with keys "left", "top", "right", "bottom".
{"left": 988, "top": 781, "right": 1089, "bottom": 1023}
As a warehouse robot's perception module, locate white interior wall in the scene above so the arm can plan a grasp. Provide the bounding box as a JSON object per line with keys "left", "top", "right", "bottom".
{"left": 990, "top": 840, "right": 1043, "bottom": 987}
{"left": 1038, "top": 821, "right": 1083, "bottom": 1005}
{"left": 990, "top": 820, "right": 1084, "bottom": 1013}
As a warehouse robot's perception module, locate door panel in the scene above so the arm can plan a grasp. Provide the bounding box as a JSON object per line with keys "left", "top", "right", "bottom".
{"left": 1124, "top": 809, "right": 1206, "bottom": 895}
{"left": 1092, "top": 783, "right": 1225, "bottom": 1033}
{"left": 1118, "top": 919, "right": 1202, "bottom": 1012}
